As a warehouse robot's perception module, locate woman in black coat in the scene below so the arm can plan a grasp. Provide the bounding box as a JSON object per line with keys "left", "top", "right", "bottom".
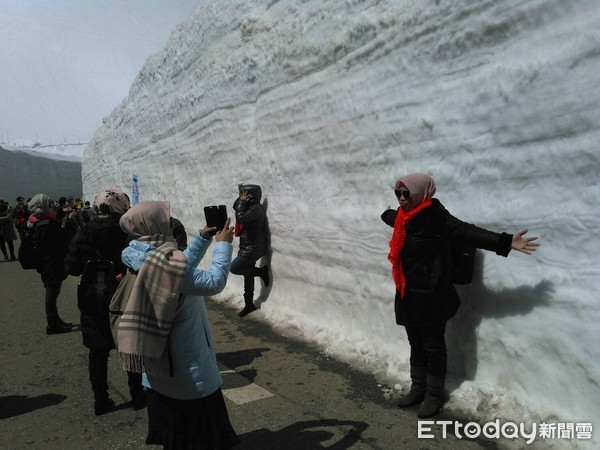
{"left": 65, "top": 189, "right": 145, "bottom": 416}
{"left": 231, "top": 184, "right": 269, "bottom": 317}
{"left": 27, "top": 194, "right": 74, "bottom": 334}
{"left": 381, "top": 173, "right": 539, "bottom": 418}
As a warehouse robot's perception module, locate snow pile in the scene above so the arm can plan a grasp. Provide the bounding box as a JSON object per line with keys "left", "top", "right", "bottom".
{"left": 82, "top": 1, "right": 600, "bottom": 447}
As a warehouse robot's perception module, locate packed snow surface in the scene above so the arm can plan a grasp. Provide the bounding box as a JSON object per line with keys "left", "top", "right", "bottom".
{"left": 79, "top": 1, "right": 598, "bottom": 448}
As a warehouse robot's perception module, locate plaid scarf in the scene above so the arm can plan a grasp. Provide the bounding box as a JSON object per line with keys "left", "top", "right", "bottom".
{"left": 118, "top": 234, "right": 187, "bottom": 376}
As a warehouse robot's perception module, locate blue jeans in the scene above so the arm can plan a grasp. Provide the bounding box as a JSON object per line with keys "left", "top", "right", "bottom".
{"left": 230, "top": 256, "right": 259, "bottom": 299}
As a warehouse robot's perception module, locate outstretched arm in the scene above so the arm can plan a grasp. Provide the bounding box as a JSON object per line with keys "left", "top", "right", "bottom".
{"left": 511, "top": 229, "right": 540, "bottom": 255}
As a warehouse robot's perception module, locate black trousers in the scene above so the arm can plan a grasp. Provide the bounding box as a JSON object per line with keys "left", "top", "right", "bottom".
{"left": 44, "top": 283, "right": 62, "bottom": 322}
{"left": 0, "top": 239, "right": 15, "bottom": 258}
{"left": 89, "top": 348, "right": 143, "bottom": 401}
{"left": 405, "top": 322, "right": 447, "bottom": 377}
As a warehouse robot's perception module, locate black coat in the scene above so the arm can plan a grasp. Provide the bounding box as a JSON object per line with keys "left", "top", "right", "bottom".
{"left": 65, "top": 216, "right": 130, "bottom": 349}
{"left": 65, "top": 216, "right": 129, "bottom": 277}
{"left": 382, "top": 199, "right": 512, "bottom": 326}
{"left": 35, "top": 219, "right": 68, "bottom": 287}
{"left": 233, "top": 198, "right": 267, "bottom": 260}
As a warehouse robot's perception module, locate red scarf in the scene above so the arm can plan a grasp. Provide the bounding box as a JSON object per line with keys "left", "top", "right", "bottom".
{"left": 388, "top": 197, "right": 433, "bottom": 298}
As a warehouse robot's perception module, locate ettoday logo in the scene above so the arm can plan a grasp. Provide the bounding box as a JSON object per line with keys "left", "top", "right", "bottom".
{"left": 418, "top": 420, "right": 593, "bottom": 445}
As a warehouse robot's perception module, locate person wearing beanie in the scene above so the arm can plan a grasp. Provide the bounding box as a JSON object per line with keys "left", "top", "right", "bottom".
{"left": 381, "top": 173, "right": 540, "bottom": 418}
{"left": 65, "top": 188, "right": 143, "bottom": 415}
{"left": 27, "top": 194, "right": 75, "bottom": 334}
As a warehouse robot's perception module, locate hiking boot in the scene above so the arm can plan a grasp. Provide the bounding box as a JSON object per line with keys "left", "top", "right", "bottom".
{"left": 94, "top": 398, "right": 116, "bottom": 416}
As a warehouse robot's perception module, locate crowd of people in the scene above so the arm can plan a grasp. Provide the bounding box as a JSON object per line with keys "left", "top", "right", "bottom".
{"left": 2, "top": 185, "right": 271, "bottom": 448}
{"left": 1, "top": 174, "right": 539, "bottom": 449}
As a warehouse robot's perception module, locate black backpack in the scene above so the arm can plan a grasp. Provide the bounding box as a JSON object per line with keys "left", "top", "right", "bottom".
{"left": 77, "top": 258, "right": 120, "bottom": 349}
{"left": 450, "top": 239, "right": 476, "bottom": 285}
{"left": 78, "top": 259, "right": 118, "bottom": 318}
{"left": 18, "top": 220, "right": 49, "bottom": 270}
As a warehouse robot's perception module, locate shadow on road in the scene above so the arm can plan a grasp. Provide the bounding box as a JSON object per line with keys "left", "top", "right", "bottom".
{"left": 237, "top": 418, "right": 369, "bottom": 449}
{"left": 0, "top": 394, "right": 67, "bottom": 419}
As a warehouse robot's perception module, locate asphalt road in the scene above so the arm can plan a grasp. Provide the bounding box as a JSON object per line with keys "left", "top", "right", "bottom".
{"left": 0, "top": 250, "right": 496, "bottom": 449}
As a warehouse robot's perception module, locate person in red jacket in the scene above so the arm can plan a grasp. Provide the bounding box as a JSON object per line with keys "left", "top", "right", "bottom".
{"left": 381, "top": 173, "right": 539, "bottom": 418}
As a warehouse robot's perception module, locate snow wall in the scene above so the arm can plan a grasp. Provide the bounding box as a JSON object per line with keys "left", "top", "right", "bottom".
{"left": 82, "top": 1, "right": 600, "bottom": 447}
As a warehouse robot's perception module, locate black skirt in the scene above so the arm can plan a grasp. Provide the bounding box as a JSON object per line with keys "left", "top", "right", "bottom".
{"left": 146, "top": 388, "right": 239, "bottom": 449}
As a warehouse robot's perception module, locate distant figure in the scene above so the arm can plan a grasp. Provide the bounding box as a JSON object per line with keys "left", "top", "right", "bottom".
{"left": 64, "top": 189, "right": 145, "bottom": 416}
{"left": 55, "top": 196, "right": 68, "bottom": 226}
{"left": 13, "top": 196, "right": 29, "bottom": 240}
{"left": 118, "top": 201, "right": 238, "bottom": 449}
{"left": 0, "top": 199, "right": 17, "bottom": 260}
{"left": 381, "top": 173, "right": 539, "bottom": 418}
{"left": 231, "top": 183, "right": 270, "bottom": 317}
{"left": 27, "top": 194, "right": 75, "bottom": 334}
{"left": 81, "top": 200, "right": 93, "bottom": 224}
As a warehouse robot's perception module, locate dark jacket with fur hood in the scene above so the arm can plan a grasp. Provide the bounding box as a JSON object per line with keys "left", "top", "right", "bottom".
{"left": 382, "top": 198, "right": 512, "bottom": 326}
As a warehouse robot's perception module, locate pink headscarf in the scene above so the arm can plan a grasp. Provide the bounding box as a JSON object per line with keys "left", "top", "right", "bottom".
{"left": 119, "top": 201, "right": 171, "bottom": 238}
{"left": 389, "top": 173, "right": 437, "bottom": 297}
{"left": 394, "top": 173, "right": 436, "bottom": 210}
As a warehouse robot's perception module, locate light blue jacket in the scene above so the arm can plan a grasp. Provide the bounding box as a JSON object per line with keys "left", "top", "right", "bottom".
{"left": 121, "top": 231, "right": 232, "bottom": 400}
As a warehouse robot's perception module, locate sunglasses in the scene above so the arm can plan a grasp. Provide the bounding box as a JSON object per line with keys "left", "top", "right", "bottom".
{"left": 395, "top": 189, "right": 411, "bottom": 199}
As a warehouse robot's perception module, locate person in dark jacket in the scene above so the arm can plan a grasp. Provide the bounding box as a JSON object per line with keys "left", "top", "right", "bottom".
{"left": 65, "top": 188, "right": 145, "bottom": 416}
{"left": 28, "top": 194, "right": 75, "bottom": 334}
{"left": 0, "top": 199, "right": 17, "bottom": 260}
{"left": 13, "top": 196, "right": 29, "bottom": 241}
{"left": 231, "top": 184, "right": 270, "bottom": 317}
{"left": 381, "top": 173, "right": 539, "bottom": 418}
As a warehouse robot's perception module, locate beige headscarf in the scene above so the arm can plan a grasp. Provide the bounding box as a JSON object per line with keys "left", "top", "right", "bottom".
{"left": 394, "top": 173, "right": 436, "bottom": 211}
{"left": 118, "top": 201, "right": 187, "bottom": 376}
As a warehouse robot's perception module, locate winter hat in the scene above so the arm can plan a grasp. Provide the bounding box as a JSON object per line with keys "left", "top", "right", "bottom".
{"left": 94, "top": 189, "right": 130, "bottom": 215}
{"left": 28, "top": 194, "right": 52, "bottom": 216}
{"left": 394, "top": 173, "right": 436, "bottom": 209}
{"left": 120, "top": 201, "right": 171, "bottom": 238}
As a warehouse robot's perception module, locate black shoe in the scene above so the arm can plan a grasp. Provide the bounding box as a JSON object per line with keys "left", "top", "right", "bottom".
{"left": 131, "top": 392, "right": 147, "bottom": 410}
{"left": 10, "top": 255, "right": 17, "bottom": 261}
{"left": 239, "top": 304, "right": 257, "bottom": 317}
{"left": 57, "top": 317, "right": 74, "bottom": 327}
{"left": 46, "top": 323, "right": 75, "bottom": 335}
{"left": 258, "top": 266, "right": 270, "bottom": 287}
{"left": 2, "top": 254, "right": 7, "bottom": 261}
{"left": 94, "top": 398, "right": 116, "bottom": 416}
